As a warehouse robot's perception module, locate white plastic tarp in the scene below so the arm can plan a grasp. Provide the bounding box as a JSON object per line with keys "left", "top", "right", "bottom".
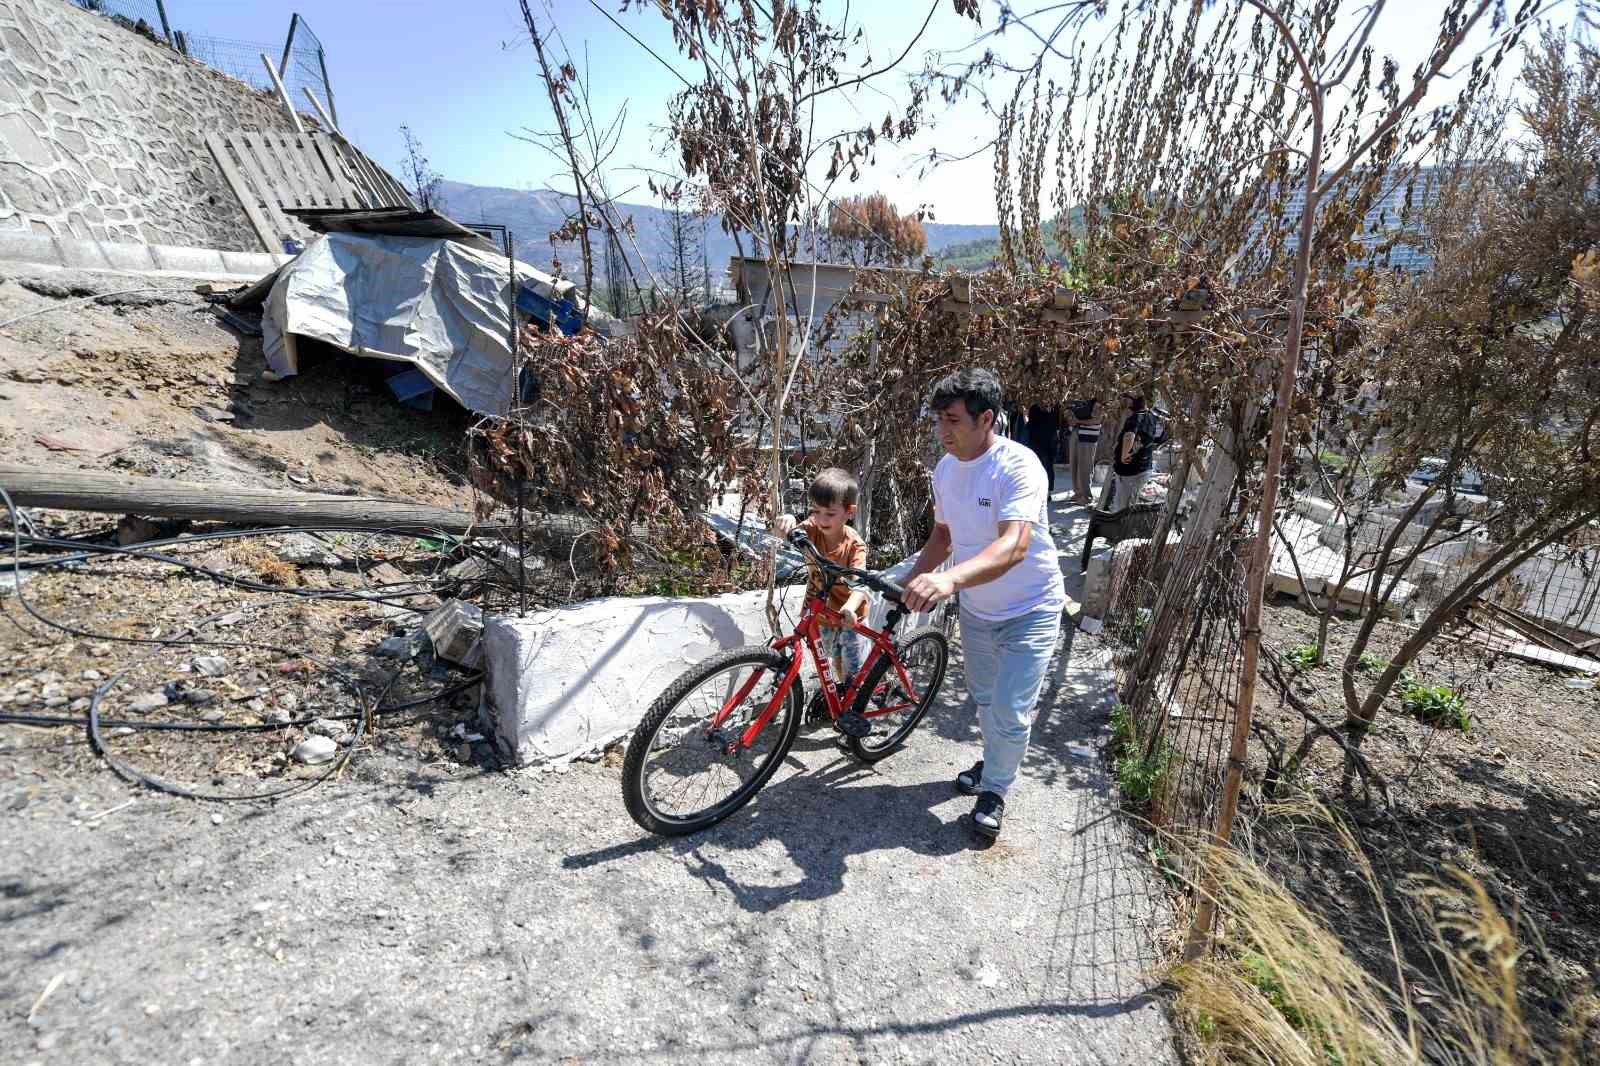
{"left": 262, "top": 233, "right": 603, "bottom": 416}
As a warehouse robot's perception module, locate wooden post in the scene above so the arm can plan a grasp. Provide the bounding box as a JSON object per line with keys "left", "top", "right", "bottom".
{"left": 259, "top": 53, "right": 304, "bottom": 135}
{"left": 0, "top": 466, "right": 503, "bottom": 535}
{"left": 1184, "top": 81, "right": 1328, "bottom": 964}
{"left": 301, "top": 87, "right": 341, "bottom": 137}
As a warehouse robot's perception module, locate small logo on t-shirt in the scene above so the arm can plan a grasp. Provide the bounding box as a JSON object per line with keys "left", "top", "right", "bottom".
{"left": 978, "top": 497, "right": 992, "bottom": 508}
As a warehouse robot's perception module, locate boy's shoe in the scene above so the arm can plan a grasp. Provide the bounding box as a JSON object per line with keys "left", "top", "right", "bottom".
{"left": 954, "top": 760, "right": 984, "bottom": 795}
{"left": 970, "top": 791, "right": 1005, "bottom": 838}
{"left": 834, "top": 711, "right": 871, "bottom": 739}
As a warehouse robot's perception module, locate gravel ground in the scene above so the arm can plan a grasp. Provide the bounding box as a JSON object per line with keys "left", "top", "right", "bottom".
{"left": 3, "top": 490, "right": 1179, "bottom": 1065}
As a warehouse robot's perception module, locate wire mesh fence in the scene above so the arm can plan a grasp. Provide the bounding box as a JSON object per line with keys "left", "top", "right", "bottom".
{"left": 1103, "top": 504, "right": 1254, "bottom": 846}
{"left": 69, "top": 0, "right": 171, "bottom": 42}
{"left": 173, "top": 14, "right": 335, "bottom": 121}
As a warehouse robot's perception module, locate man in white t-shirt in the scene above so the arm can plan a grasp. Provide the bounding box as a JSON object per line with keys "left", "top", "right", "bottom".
{"left": 903, "top": 368, "right": 1066, "bottom": 839}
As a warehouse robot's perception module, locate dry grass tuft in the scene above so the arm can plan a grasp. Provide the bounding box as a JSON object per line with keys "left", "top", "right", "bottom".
{"left": 228, "top": 542, "right": 300, "bottom": 587}
{"left": 1169, "top": 799, "right": 1595, "bottom": 1065}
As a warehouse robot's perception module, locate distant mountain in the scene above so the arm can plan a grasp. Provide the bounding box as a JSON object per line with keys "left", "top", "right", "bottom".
{"left": 928, "top": 211, "right": 1088, "bottom": 272}
{"left": 436, "top": 179, "right": 1000, "bottom": 284}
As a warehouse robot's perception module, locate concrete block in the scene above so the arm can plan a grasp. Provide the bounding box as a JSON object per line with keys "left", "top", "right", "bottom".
{"left": 1082, "top": 546, "right": 1116, "bottom": 619}
{"left": 221, "top": 250, "right": 287, "bottom": 276}
{"left": 482, "top": 585, "right": 808, "bottom": 766}
{"left": 422, "top": 599, "right": 483, "bottom": 668}
{"left": 0, "top": 230, "right": 59, "bottom": 266}
{"left": 53, "top": 237, "right": 111, "bottom": 270}
{"left": 149, "top": 243, "right": 227, "bottom": 275}
{"left": 1321, "top": 571, "right": 1417, "bottom": 617}
{"left": 1293, "top": 496, "right": 1337, "bottom": 524}
{"left": 97, "top": 240, "right": 157, "bottom": 272}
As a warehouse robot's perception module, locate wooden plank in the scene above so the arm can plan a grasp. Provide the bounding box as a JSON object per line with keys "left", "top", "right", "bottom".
{"left": 0, "top": 465, "right": 508, "bottom": 536}
{"left": 340, "top": 140, "right": 410, "bottom": 208}
{"left": 225, "top": 133, "right": 297, "bottom": 246}
{"left": 305, "top": 134, "right": 360, "bottom": 207}
{"left": 259, "top": 130, "right": 318, "bottom": 209}
{"left": 241, "top": 132, "right": 299, "bottom": 212}
{"left": 374, "top": 162, "right": 418, "bottom": 208}
{"left": 275, "top": 130, "right": 332, "bottom": 209}
{"left": 205, "top": 133, "right": 276, "bottom": 253}
{"left": 351, "top": 150, "right": 403, "bottom": 207}
{"left": 306, "top": 133, "right": 368, "bottom": 207}
{"left": 332, "top": 140, "right": 384, "bottom": 207}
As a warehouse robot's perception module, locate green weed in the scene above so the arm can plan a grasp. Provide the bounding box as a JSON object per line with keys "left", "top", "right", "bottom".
{"left": 1401, "top": 680, "right": 1469, "bottom": 732}
{"left": 1285, "top": 644, "right": 1320, "bottom": 669}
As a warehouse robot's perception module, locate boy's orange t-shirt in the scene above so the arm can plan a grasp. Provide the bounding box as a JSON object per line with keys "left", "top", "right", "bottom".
{"left": 798, "top": 518, "right": 868, "bottom": 614}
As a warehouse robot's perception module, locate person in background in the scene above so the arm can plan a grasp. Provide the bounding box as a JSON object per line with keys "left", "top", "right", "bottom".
{"left": 1111, "top": 392, "right": 1158, "bottom": 511}
{"left": 1024, "top": 403, "right": 1061, "bottom": 495}
{"left": 1067, "top": 397, "right": 1100, "bottom": 504}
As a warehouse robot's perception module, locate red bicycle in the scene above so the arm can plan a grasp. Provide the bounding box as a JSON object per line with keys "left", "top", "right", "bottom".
{"left": 622, "top": 528, "right": 951, "bottom": 836}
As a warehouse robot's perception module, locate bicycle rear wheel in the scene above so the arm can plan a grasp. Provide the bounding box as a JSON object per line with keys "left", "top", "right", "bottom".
{"left": 622, "top": 646, "right": 802, "bottom": 836}
{"left": 845, "top": 626, "right": 949, "bottom": 763}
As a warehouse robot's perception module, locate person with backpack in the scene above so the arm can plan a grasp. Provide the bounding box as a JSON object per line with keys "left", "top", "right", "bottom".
{"left": 1110, "top": 392, "right": 1162, "bottom": 510}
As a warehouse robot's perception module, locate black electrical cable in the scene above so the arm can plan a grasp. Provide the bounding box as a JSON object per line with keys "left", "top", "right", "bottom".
{"left": 6, "top": 522, "right": 469, "bottom": 573}
{"left": 0, "top": 487, "right": 487, "bottom": 800}
{"left": 8, "top": 532, "right": 437, "bottom": 611}
{"left": 0, "top": 674, "right": 483, "bottom": 733}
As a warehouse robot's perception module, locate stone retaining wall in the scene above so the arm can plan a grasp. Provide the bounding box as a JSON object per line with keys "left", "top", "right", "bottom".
{"left": 0, "top": 0, "right": 299, "bottom": 251}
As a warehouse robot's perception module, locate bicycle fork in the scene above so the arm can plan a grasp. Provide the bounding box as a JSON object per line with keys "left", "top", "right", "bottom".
{"left": 706, "top": 651, "right": 806, "bottom": 754}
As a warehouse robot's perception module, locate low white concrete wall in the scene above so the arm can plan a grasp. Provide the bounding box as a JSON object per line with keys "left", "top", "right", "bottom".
{"left": 481, "top": 557, "right": 946, "bottom": 765}
{"left": 481, "top": 586, "right": 804, "bottom": 766}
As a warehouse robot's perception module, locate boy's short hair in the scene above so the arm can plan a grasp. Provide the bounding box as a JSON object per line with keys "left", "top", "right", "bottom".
{"left": 808, "top": 467, "right": 859, "bottom": 508}
{"left": 929, "top": 368, "right": 1003, "bottom": 422}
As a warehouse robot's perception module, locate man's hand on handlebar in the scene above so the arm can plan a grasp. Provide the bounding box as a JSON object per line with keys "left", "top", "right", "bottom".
{"left": 903, "top": 571, "right": 956, "bottom": 613}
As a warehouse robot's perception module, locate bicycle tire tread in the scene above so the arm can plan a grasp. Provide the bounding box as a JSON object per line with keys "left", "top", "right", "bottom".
{"left": 621, "top": 645, "right": 801, "bottom": 836}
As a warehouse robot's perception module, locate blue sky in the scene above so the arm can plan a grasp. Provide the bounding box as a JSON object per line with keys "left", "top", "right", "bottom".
{"left": 188, "top": 2, "right": 1573, "bottom": 225}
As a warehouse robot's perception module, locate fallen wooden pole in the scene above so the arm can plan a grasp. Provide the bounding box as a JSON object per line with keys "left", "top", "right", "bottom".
{"left": 0, "top": 465, "right": 505, "bottom": 536}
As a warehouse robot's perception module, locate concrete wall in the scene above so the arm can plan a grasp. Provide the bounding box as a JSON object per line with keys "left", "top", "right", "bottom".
{"left": 0, "top": 0, "right": 299, "bottom": 250}
{"left": 483, "top": 558, "right": 948, "bottom": 765}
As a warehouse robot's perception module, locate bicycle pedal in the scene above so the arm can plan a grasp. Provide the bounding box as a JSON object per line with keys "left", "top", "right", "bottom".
{"left": 834, "top": 712, "right": 872, "bottom": 739}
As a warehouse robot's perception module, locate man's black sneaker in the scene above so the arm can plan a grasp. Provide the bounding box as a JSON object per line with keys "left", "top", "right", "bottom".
{"left": 971, "top": 791, "right": 1005, "bottom": 838}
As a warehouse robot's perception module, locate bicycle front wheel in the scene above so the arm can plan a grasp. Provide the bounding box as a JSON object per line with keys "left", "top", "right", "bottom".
{"left": 622, "top": 646, "right": 802, "bottom": 836}
{"left": 845, "top": 626, "right": 949, "bottom": 763}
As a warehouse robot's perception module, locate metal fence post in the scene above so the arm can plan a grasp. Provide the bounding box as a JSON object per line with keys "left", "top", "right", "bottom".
{"left": 279, "top": 13, "right": 301, "bottom": 86}
{"left": 153, "top": 0, "right": 174, "bottom": 47}
{"left": 317, "top": 47, "right": 338, "bottom": 127}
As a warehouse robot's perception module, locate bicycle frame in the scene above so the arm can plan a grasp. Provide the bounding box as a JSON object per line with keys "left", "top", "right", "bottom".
{"left": 706, "top": 591, "right": 923, "bottom": 751}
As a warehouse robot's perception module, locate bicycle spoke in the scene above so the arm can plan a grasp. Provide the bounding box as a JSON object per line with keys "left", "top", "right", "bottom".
{"left": 637, "top": 664, "right": 788, "bottom": 822}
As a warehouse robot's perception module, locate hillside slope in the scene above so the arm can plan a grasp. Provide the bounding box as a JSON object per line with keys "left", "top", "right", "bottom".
{"left": 437, "top": 180, "right": 999, "bottom": 279}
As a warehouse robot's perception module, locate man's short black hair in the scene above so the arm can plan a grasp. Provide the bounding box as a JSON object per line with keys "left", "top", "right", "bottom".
{"left": 928, "top": 368, "right": 1003, "bottom": 422}
{"left": 808, "top": 467, "right": 859, "bottom": 508}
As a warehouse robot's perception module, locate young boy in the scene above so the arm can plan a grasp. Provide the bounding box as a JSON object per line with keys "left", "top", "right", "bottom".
{"left": 774, "top": 467, "right": 869, "bottom": 690}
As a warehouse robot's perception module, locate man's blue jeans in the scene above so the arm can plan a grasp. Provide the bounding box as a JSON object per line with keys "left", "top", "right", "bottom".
{"left": 960, "top": 606, "right": 1060, "bottom": 797}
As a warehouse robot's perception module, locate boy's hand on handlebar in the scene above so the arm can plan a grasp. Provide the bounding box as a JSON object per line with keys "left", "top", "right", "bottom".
{"left": 774, "top": 514, "right": 798, "bottom": 538}
{"left": 903, "top": 572, "right": 955, "bottom": 613}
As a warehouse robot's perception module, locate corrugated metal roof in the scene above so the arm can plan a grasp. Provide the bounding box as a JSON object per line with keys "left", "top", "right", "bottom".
{"left": 284, "top": 207, "right": 503, "bottom": 255}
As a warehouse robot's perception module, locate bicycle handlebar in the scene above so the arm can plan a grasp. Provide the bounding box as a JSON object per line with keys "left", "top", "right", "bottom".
{"left": 785, "top": 528, "right": 909, "bottom": 605}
